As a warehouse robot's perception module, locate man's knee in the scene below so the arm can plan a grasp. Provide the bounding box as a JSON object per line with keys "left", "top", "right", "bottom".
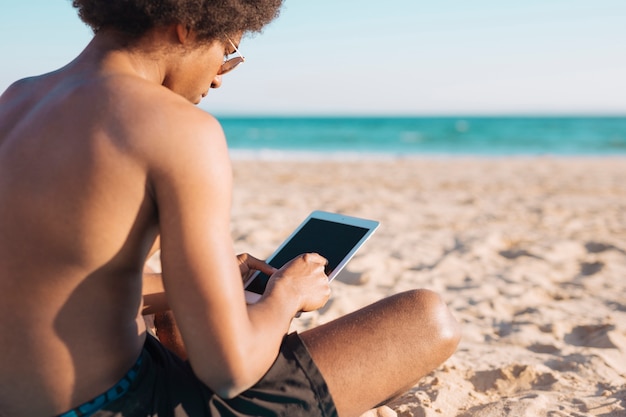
{"left": 397, "top": 289, "right": 461, "bottom": 354}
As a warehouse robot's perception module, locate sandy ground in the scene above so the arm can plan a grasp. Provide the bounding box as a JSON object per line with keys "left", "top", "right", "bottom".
{"left": 230, "top": 156, "right": 626, "bottom": 417}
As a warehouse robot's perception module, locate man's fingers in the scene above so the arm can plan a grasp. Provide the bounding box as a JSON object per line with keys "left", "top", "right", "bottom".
{"left": 242, "top": 253, "right": 277, "bottom": 276}
{"left": 302, "top": 252, "right": 328, "bottom": 266}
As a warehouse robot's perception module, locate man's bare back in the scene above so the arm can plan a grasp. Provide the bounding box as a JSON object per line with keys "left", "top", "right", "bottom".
{"left": 0, "top": 49, "right": 171, "bottom": 416}
{"left": 0, "top": 3, "right": 460, "bottom": 417}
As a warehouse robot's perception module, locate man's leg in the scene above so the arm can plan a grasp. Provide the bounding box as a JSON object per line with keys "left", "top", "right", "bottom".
{"left": 300, "top": 289, "right": 461, "bottom": 417}
{"left": 151, "top": 289, "right": 461, "bottom": 417}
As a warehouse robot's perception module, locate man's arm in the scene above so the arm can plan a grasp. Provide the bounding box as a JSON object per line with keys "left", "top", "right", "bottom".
{"left": 142, "top": 236, "right": 169, "bottom": 315}
{"left": 142, "top": 272, "right": 168, "bottom": 315}
{"left": 141, "top": 106, "right": 329, "bottom": 398}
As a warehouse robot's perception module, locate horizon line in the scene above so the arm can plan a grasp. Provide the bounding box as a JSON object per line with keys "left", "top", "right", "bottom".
{"left": 211, "top": 113, "right": 626, "bottom": 119}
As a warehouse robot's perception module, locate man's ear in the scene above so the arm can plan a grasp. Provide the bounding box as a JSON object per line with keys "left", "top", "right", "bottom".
{"left": 175, "top": 24, "right": 192, "bottom": 44}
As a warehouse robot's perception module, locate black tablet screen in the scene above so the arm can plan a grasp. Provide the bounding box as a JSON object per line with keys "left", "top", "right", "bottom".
{"left": 245, "top": 218, "right": 369, "bottom": 295}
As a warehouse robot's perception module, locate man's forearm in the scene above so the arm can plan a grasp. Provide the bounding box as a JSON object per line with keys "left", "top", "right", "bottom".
{"left": 142, "top": 272, "right": 170, "bottom": 315}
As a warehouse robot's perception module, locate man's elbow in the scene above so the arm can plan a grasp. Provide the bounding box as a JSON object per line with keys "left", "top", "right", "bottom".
{"left": 213, "top": 382, "right": 252, "bottom": 399}
{"left": 193, "top": 359, "right": 261, "bottom": 399}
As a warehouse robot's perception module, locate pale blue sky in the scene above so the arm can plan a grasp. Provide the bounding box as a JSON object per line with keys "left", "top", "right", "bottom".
{"left": 1, "top": 1, "right": 625, "bottom": 115}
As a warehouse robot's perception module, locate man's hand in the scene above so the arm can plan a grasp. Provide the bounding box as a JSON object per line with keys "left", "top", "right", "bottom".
{"left": 236, "top": 253, "right": 277, "bottom": 283}
{"left": 265, "top": 253, "right": 331, "bottom": 313}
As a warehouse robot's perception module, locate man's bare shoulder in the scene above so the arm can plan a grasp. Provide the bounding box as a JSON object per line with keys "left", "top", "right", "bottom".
{"left": 0, "top": 76, "right": 48, "bottom": 121}
{"left": 105, "top": 75, "right": 223, "bottom": 139}
{"left": 0, "top": 78, "right": 30, "bottom": 103}
{"left": 98, "top": 75, "right": 228, "bottom": 167}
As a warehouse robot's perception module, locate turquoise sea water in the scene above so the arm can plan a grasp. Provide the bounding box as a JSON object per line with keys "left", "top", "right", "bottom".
{"left": 217, "top": 116, "right": 626, "bottom": 158}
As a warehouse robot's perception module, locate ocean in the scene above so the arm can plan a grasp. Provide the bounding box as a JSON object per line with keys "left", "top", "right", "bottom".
{"left": 216, "top": 116, "right": 626, "bottom": 158}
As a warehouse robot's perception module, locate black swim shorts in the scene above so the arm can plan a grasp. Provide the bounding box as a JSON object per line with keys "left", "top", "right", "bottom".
{"left": 57, "top": 333, "right": 338, "bottom": 417}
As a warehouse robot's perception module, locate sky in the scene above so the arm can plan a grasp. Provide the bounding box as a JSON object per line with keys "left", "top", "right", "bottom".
{"left": 1, "top": 0, "right": 625, "bottom": 116}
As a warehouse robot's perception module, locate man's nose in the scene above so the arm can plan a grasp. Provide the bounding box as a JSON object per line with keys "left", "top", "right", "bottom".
{"left": 211, "top": 74, "right": 222, "bottom": 89}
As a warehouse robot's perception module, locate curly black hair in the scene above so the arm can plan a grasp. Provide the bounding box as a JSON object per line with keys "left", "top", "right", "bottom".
{"left": 71, "top": 0, "right": 283, "bottom": 41}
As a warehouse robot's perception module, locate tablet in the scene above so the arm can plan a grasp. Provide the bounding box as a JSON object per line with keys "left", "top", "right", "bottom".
{"left": 243, "top": 210, "right": 379, "bottom": 304}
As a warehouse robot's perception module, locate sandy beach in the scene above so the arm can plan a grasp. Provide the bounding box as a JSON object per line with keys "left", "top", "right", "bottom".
{"left": 229, "top": 156, "right": 626, "bottom": 417}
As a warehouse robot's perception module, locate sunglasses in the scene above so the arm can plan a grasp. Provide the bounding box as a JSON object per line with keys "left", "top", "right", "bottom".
{"left": 219, "top": 37, "right": 245, "bottom": 75}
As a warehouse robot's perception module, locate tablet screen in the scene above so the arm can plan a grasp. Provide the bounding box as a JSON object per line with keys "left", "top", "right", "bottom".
{"left": 245, "top": 218, "right": 370, "bottom": 295}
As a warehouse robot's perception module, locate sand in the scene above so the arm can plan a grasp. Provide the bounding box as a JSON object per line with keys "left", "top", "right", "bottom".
{"left": 229, "top": 156, "right": 626, "bottom": 417}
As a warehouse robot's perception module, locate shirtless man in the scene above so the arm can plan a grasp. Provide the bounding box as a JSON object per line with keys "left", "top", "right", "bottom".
{"left": 0, "top": 1, "right": 460, "bottom": 416}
